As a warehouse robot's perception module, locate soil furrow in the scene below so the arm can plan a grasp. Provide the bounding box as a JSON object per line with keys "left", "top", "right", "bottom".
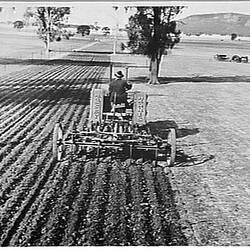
{"left": 81, "top": 162, "right": 111, "bottom": 246}
{"left": 0, "top": 61, "right": 108, "bottom": 246}
{"left": 103, "top": 160, "right": 128, "bottom": 246}
{"left": 0, "top": 66, "right": 93, "bottom": 197}
{"left": 62, "top": 161, "right": 98, "bottom": 246}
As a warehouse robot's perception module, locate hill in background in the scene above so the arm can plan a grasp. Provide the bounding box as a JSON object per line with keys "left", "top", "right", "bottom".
{"left": 179, "top": 13, "right": 250, "bottom": 36}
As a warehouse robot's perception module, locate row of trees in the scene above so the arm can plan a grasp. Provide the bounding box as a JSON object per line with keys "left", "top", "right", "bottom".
{"left": 22, "top": 7, "right": 111, "bottom": 51}
{"left": 21, "top": 6, "right": 184, "bottom": 84}
{"left": 22, "top": 7, "right": 71, "bottom": 53}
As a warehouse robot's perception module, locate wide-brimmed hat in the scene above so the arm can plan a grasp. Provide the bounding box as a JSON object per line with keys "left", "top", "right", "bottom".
{"left": 115, "top": 71, "right": 124, "bottom": 78}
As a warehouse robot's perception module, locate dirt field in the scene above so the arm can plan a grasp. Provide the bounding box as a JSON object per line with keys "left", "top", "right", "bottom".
{"left": 0, "top": 51, "right": 187, "bottom": 246}
{"left": 0, "top": 32, "right": 250, "bottom": 246}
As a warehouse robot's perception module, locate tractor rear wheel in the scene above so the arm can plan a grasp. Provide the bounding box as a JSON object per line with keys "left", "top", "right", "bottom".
{"left": 53, "top": 123, "right": 64, "bottom": 161}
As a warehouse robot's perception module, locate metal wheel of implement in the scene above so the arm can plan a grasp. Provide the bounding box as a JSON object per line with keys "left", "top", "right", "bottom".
{"left": 53, "top": 123, "right": 64, "bottom": 161}
{"left": 166, "top": 128, "right": 176, "bottom": 167}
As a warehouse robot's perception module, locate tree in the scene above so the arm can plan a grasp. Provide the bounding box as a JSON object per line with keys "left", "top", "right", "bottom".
{"left": 102, "top": 26, "right": 111, "bottom": 36}
{"left": 127, "top": 6, "right": 184, "bottom": 84}
{"left": 23, "top": 7, "right": 35, "bottom": 26}
{"left": 32, "top": 7, "right": 70, "bottom": 53}
{"left": 77, "top": 25, "right": 90, "bottom": 36}
{"left": 13, "top": 20, "right": 24, "bottom": 30}
{"left": 231, "top": 33, "right": 237, "bottom": 41}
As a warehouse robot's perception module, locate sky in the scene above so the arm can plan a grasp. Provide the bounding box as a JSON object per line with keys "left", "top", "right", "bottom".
{"left": 1, "top": 1, "right": 250, "bottom": 26}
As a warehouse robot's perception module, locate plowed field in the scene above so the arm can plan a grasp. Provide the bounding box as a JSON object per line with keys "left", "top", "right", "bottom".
{"left": 0, "top": 51, "right": 187, "bottom": 246}
{"left": 1, "top": 36, "right": 250, "bottom": 246}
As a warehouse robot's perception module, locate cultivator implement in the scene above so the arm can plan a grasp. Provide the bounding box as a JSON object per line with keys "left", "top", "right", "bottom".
{"left": 53, "top": 89, "right": 176, "bottom": 166}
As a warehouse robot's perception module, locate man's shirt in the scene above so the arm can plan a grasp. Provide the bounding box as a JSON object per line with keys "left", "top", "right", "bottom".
{"left": 109, "top": 79, "right": 132, "bottom": 95}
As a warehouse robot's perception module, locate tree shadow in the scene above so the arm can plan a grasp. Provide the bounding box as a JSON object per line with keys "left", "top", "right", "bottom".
{"left": 57, "top": 50, "right": 113, "bottom": 54}
{"left": 129, "top": 75, "right": 250, "bottom": 84}
{"left": 0, "top": 53, "right": 130, "bottom": 68}
{"left": 0, "top": 57, "right": 112, "bottom": 67}
{"left": 0, "top": 77, "right": 109, "bottom": 106}
{"left": 129, "top": 76, "right": 148, "bottom": 84}
{"left": 159, "top": 76, "right": 250, "bottom": 83}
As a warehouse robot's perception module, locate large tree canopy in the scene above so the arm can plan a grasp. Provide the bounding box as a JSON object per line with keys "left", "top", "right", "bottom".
{"left": 29, "top": 7, "right": 70, "bottom": 52}
{"left": 127, "top": 6, "right": 184, "bottom": 84}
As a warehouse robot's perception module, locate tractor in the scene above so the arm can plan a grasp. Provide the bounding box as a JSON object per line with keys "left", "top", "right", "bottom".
{"left": 53, "top": 88, "right": 176, "bottom": 166}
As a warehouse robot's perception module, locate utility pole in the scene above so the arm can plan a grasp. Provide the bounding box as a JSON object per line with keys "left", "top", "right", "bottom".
{"left": 112, "top": 6, "right": 119, "bottom": 55}
{"left": 113, "top": 23, "right": 119, "bottom": 55}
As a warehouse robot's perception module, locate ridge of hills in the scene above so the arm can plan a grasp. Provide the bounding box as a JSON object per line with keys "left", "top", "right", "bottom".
{"left": 179, "top": 12, "right": 250, "bottom": 36}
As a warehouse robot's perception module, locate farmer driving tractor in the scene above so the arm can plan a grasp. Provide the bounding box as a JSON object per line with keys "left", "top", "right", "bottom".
{"left": 109, "top": 70, "right": 132, "bottom": 110}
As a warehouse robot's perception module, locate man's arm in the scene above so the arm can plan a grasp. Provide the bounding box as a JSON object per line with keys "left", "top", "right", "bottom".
{"left": 109, "top": 81, "right": 114, "bottom": 93}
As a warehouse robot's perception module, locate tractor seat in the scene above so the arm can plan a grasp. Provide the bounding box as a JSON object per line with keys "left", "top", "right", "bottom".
{"left": 113, "top": 103, "right": 125, "bottom": 109}
{"left": 111, "top": 103, "right": 126, "bottom": 112}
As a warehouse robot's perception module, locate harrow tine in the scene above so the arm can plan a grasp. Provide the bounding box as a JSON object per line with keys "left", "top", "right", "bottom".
{"left": 129, "top": 144, "right": 133, "bottom": 158}
{"left": 96, "top": 141, "right": 101, "bottom": 163}
{"left": 54, "top": 89, "right": 176, "bottom": 167}
{"left": 154, "top": 148, "right": 158, "bottom": 167}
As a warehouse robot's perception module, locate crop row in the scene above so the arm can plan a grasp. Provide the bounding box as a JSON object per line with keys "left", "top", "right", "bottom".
{"left": 0, "top": 52, "right": 185, "bottom": 246}
{"left": 0, "top": 54, "right": 107, "bottom": 246}
{"left": 0, "top": 65, "right": 79, "bottom": 132}
{"left": 2, "top": 158, "right": 186, "bottom": 246}
{"left": 0, "top": 65, "right": 92, "bottom": 184}
{"left": 0, "top": 64, "right": 65, "bottom": 120}
{"left": 103, "top": 161, "right": 128, "bottom": 245}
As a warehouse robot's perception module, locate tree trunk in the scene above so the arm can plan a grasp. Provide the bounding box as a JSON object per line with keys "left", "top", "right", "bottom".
{"left": 147, "top": 8, "right": 162, "bottom": 85}
{"left": 157, "top": 58, "right": 160, "bottom": 76}
{"left": 46, "top": 7, "right": 50, "bottom": 54}
{"left": 45, "top": 39, "right": 50, "bottom": 54}
{"left": 148, "top": 58, "right": 160, "bottom": 84}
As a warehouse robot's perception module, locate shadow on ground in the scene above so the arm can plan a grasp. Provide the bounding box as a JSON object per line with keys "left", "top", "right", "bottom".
{"left": 0, "top": 53, "right": 130, "bottom": 68}
{"left": 129, "top": 75, "right": 250, "bottom": 84}
{"left": 148, "top": 120, "right": 214, "bottom": 167}
{"left": 0, "top": 57, "right": 111, "bottom": 67}
{"left": 175, "top": 149, "right": 215, "bottom": 168}
{"left": 148, "top": 120, "right": 199, "bottom": 139}
{"left": 0, "top": 77, "right": 109, "bottom": 105}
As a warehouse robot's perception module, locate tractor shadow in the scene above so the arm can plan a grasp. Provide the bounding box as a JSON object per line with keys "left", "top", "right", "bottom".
{"left": 175, "top": 150, "right": 215, "bottom": 168}
{"left": 148, "top": 120, "right": 215, "bottom": 167}
{"left": 148, "top": 120, "right": 199, "bottom": 139}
